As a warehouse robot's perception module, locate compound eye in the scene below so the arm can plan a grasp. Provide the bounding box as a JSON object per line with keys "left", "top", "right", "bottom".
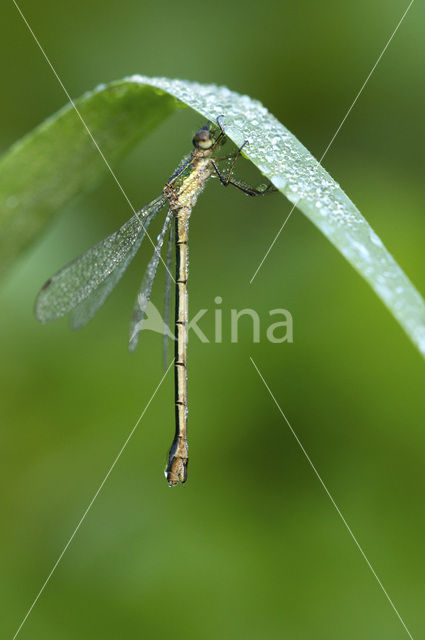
{"left": 192, "top": 126, "right": 214, "bottom": 149}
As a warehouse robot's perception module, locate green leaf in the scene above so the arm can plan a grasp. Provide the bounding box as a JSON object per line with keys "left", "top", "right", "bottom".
{"left": 0, "top": 82, "right": 177, "bottom": 277}
{"left": 1, "top": 76, "right": 424, "bottom": 358}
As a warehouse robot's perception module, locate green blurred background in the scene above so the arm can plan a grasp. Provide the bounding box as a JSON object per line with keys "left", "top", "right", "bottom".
{"left": 1, "top": 0, "right": 424, "bottom": 638}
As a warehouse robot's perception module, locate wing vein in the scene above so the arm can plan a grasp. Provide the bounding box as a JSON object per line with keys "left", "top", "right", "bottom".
{"left": 35, "top": 195, "right": 166, "bottom": 324}
{"left": 129, "top": 207, "right": 174, "bottom": 351}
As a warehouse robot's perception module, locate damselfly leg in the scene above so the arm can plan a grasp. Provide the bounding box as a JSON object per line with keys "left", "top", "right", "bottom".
{"left": 212, "top": 118, "right": 277, "bottom": 196}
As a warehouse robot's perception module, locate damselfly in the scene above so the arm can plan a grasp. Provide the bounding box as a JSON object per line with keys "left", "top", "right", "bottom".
{"left": 35, "top": 118, "right": 274, "bottom": 486}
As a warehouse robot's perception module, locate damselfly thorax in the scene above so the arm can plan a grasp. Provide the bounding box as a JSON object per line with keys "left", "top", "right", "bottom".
{"left": 35, "top": 118, "right": 275, "bottom": 487}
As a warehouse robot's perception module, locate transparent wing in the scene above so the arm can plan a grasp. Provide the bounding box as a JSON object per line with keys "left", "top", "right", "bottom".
{"left": 162, "top": 222, "right": 174, "bottom": 368}
{"left": 70, "top": 211, "right": 154, "bottom": 330}
{"left": 129, "top": 206, "right": 173, "bottom": 352}
{"left": 35, "top": 196, "right": 166, "bottom": 324}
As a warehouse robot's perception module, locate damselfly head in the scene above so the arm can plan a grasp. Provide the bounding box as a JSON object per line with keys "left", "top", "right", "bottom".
{"left": 192, "top": 124, "right": 214, "bottom": 150}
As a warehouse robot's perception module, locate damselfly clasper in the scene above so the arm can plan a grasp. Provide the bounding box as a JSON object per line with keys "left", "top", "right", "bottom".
{"left": 35, "top": 118, "right": 274, "bottom": 486}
